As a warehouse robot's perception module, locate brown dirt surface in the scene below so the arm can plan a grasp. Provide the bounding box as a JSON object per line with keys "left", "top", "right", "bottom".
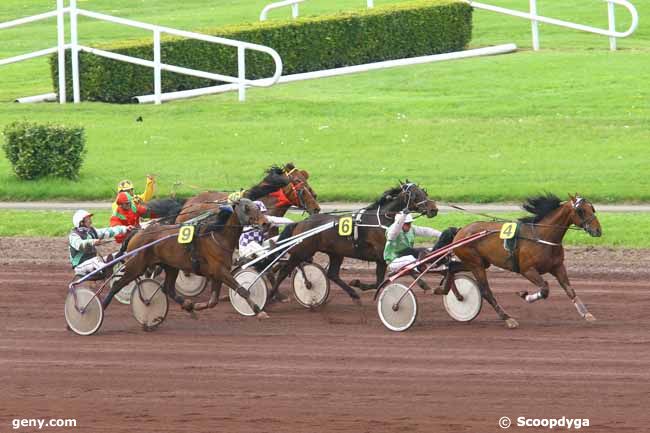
{"left": 1, "top": 237, "right": 649, "bottom": 432}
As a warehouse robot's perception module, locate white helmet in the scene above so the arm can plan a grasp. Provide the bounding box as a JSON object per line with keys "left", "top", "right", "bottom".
{"left": 403, "top": 213, "right": 414, "bottom": 224}
{"left": 253, "top": 200, "right": 267, "bottom": 213}
{"left": 73, "top": 209, "right": 93, "bottom": 227}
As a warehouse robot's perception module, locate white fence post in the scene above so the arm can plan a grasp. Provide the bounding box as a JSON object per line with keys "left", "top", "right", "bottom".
{"left": 71, "top": 0, "right": 81, "bottom": 103}
{"left": 56, "top": 0, "right": 66, "bottom": 103}
{"left": 529, "top": 0, "right": 540, "bottom": 50}
{"left": 367, "top": 0, "right": 374, "bottom": 8}
{"left": 291, "top": 3, "right": 299, "bottom": 18}
{"left": 238, "top": 46, "right": 246, "bottom": 102}
{"left": 608, "top": 1, "right": 617, "bottom": 50}
{"left": 153, "top": 29, "right": 162, "bottom": 105}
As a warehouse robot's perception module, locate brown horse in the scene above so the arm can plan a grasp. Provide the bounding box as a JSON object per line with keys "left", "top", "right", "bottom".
{"left": 269, "top": 181, "right": 439, "bottom": 302}
{"left": 104, "top": 198, "right": 270, "bottom": 318}
{"left": 453, "top": 194, "right": 602, "bottom": 329}
{"left": 179, "top": 163, "right": 319, "bottom": 222}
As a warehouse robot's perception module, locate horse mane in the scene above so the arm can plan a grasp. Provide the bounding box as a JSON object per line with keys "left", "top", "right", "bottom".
{"left": 245, "top": 169, "right": 289, "bottom": 200}
{"left": 366, "top": 185, "right": 403, "bottom": 210}
{"left": 147, "top": 198, "right": 187, "bottom": 223}
{"left": 202, "top": 206, "right": 235, "bottom": 233}
{"left": 519, "top": 193, "right": 563, "bottom": 223}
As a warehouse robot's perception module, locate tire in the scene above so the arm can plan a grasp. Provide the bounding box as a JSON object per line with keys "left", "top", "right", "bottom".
{"left": 131, "top": 278, "right": 169, "bottom": 329}
{"left": 443, "top": 274, "right": 482, "bottom": 322}
{"left": 176, "top": 272, "right": 207, "bottom": 297}
{"left": 377, "top": 283, "right": 417, "bottom": 332}
{"left": 65, "top": 288, "right": 104, "bottom": 336}
{"left": 291, "top": 263, "right": 330, "bottom": 309}
{"left": 229, "top": 269, "right": 269, "bottom": 317}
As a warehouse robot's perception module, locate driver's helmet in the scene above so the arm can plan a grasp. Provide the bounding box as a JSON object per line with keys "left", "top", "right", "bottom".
{"left": 403, "top": 213, "right": 414, "bottom": 224}
{"left": 253, "top": 200, "right": 267, "bottom": 213}
{"left": 117, "top": 179, "right": 134, "bottom": 193}
{"left": 73, "top": 209, "right": 93, "bottom": 227}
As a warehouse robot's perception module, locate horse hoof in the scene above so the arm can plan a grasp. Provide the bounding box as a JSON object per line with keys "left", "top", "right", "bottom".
{"left": 256, "top": 311, "right": 270, "bottom": 320}
{"left": 585, "top": 313, "right": 596, "bottom": 322}
{"left": 517, "top": 291, "right": 528, "bottom": 300}
{"left": 505, "top": 318, "right": 519, "bottom": 329}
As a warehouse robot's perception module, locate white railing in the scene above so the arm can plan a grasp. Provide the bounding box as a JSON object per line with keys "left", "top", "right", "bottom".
{"left": 1, "top": 0, "right": 283, "bottom": 104}
{"left": 260, "top": 0, "right": 374, "bottom": 21}
{"left": 467, "top": 0, "right": 638, "bottom": 51}
{"left": 0, "top": 0, "right": 68, "bottom": 103}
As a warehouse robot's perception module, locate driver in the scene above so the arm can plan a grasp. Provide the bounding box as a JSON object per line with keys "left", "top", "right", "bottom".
{"left": 69, "top": 210, "right": 130, "bottom": 278}
{"left": 239, "top": 201, "right": 293, "bottom": 259}
{"left": 384, "top": 212, "right": 442, "bottom": 272}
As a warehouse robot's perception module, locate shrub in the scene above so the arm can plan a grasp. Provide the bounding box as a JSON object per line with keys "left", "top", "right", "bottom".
{"left": 2, "top": 122, "right": 86, "bottom": 180}
{"left": 50, "top": 0, "right": 472, "bottom": 103}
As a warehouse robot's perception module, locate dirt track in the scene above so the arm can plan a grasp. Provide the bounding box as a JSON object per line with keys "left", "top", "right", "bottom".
{"left": 1, "top": 238, "right": 649, "bottom": 433}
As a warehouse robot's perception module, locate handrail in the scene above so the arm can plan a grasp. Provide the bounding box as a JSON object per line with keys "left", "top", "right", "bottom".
{"left": 467, "top": 0, "right": 638, "bottom": 51}
{"left": 70, "top": 1, "right": 283, "bottom": 103}
{"left": 260, "top": 0, "right": 374, "bottom": 21}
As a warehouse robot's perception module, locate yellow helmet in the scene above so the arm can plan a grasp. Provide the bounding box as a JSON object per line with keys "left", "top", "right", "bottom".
{"left": 117, "top": 179, "right": 134, "bottom": 193}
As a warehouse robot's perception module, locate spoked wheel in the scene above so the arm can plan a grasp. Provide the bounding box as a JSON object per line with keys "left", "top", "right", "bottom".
{"left": 131, "top": 278, "right": 169, "bottom": 329}
{"left": 443, "top": 274, "right": 482, "bottom": 322}
{"left": 229, "top": 269, "right": 269, "bottom": 317}
{"left": 291, "top": 263, "right": 330, "bottom": 309}
{"left": 377, "top": 283, "right": 417, "bottom": 332}
{"left": 176, "top": 272, "right": 207, "bottom": 297}
{"left": 65, "top": 287, "right": 104, "bottom": 336}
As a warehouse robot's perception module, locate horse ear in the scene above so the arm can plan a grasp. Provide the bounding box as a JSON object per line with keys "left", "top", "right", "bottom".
{"left": 567, "top": 193, "right": 575, "bottom": 201}
{"left": 398, "top": 179, "right": 403, "bottom": 185}
{"left": 300, "top": 170, "right": 309, "bottom": 179}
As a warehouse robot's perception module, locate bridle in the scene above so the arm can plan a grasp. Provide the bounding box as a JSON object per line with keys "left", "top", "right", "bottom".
{"left": 400, "top": 182, "right": 432, "bottom": 214}
{"left": 572, "top": 196, "right": 597, "bottom": 231}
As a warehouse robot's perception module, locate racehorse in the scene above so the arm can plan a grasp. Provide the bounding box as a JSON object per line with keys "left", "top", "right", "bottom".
{"left": 104, "top": 198, "right": 270, "bottom": 318}
{"left": 269, "top": 181, "right": 439, "bottom": 302}
{"left": 179, "top": 163, "right": 320, "bottom": 222}
{"left": 453, "top": 194, "right": 602, "bottom": 329}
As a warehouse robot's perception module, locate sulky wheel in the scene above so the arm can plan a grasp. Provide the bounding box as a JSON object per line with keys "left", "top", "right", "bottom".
{"left": 291, "top": 263, "right": 330, "bottom": 309}
{"left": 175, "top": 272, "right": 207, "bottom": 297}
{"left": 229, "top": 269, "right": 269, "bottom": 317}
{"left": 377, "top": 283, "right": 417, "bottom": 332}
{"left": 65, "top": 287, "right": 104, "bottom": 336}
{"left": 131, "top": 278, "right": 169, "bottom": 329}
{"left": 443, "top": 274, "right": 482, "bottom": 322}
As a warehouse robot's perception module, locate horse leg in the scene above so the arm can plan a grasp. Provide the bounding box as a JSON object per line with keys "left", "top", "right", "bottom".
{"left": 551, "top": 264, "right": 596, "bottom": 322}
{"left": 194, "top": 280, "right": 222, "bottom": 311}
{"left": 327, "top": 254, "right": 360, "bottom": 301}
{"left": 267, "top": 259, "right": 299, "bottom": 303}
{"left": 350, "top": 261, "right": 386, "bottom": 291}
{"left": 163, "top": 267, "right": 196, "bottom": 316}
{"left": 517, "top": 268, "right": 550, "bottom": 303}
{"left": 408, "top": 270, "right": 433, "bottom": 291}
{"left": 221, "top": 272, "right": 269, "bottom": 319}
{"left": 102, "top": 258, "right": 146, "bottom": 310}
{"left": 471, "top": 266, "right": 518, "bottom": 329}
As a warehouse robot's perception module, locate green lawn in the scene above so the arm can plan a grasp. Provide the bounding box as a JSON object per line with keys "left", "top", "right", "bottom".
{"left": 4, "top": 209, "right": 650, "bottom": 248}
{"left": 1, "top": 0, "right": 649, "bottom": 202}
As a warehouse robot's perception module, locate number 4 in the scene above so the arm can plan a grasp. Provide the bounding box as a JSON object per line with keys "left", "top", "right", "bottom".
{"left": 499, "top": 223, "right": 517, "bottom": 240}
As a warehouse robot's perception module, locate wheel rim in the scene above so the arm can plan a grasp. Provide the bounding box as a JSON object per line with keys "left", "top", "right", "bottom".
{"left": 377, "top": 283, "right": 417, "bottom": 332}
{"left": 292, "top": 263, "right": 329, "bottom": 308}
{"left": 131, "top": 278, "right": 169, "bottom": 328}
{"left": 230, "top": 270, "right": 268, "bottom": 317}
{"left": 65, "top": 288, "right": 103, "bottom": 336}
{"left": 175, "top": 272, "right": 207, "bottom": 297}
{"left": 443, "top": 275, "right": 482, "bottom": 322}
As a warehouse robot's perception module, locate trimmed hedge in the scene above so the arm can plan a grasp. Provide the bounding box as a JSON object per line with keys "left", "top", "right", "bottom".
{"left": 50, "top": 0, "right": 472, "bottom": 103}
{"left": 2, "top": 122, "right": 86, "bottom": 180}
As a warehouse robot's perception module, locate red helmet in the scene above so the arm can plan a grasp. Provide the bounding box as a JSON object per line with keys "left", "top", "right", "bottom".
{"left": 116, "top": 192, "right": 131, "bottom": 205}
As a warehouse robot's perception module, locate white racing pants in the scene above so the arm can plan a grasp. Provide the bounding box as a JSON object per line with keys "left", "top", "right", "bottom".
{"left": 387, "top": 255, "right": 417, "bottom": 273}
{"left": 73, "top": 256, "right": 106, "bottom": 277}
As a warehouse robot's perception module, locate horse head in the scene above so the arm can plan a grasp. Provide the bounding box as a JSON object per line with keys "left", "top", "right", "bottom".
{"left": 398, "top": 180, "right": 438, "bottom": 218}
{"left": 569, "top": 194, "right": 601, "bottom": 237}
{"left": 282, "top": 163, "right": 320, "bottom": 214}
{"left": 234, "top": 198, "right": 269, "bottom": 229}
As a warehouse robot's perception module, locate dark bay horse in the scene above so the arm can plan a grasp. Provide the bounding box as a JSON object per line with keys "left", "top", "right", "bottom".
{"left": 179, "top": 163, "right": 320, "bottom": 222}
{"left": 105, "top": 198, "right": 270, "bottom": 318}
{"left": 453, "top": 194, "right": 602, "bottom": 329}
{"left": 269, "top": 181, "right": 439, "bottom": 302}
